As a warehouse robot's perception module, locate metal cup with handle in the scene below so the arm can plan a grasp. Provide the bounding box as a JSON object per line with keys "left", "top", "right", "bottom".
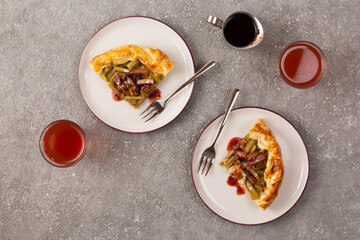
{"left": 207, "top": 11, "right": 264, "bottom": 49}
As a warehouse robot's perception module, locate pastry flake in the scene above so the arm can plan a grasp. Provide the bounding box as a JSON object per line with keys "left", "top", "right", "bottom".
{"left": 219, "top": 119, "right": 284, "bottom": 210}
{"left": 89, "top": 45, "right": 174, "bottom": 108}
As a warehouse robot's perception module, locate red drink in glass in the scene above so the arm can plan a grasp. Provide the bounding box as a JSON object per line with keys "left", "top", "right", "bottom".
{"left": 39, "top": 120, "right": 86, "bottom": 167}
{"left": 279, "top": 41, "right": 326, "bottom": 88}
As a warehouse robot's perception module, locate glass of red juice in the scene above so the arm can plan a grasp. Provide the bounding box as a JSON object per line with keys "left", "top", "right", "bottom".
{"left": 39, "top": 120, "right": 87, "bottom": 167}
{"left": 279, "top": 41, "right": 326, "bottom": 88}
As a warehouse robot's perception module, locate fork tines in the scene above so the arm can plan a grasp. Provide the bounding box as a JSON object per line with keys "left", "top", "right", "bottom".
{"left": 198, "top": 155, "right": 214, "bottom": 176}
{"left": 140, "top": 103, "right": 158, "bottom": 122}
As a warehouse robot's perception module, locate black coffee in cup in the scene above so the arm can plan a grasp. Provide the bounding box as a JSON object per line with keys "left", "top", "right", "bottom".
{"left": 207, "top": 12, "right": 263, "bottom": 49}
{"left": 223, "top": 13, "right": 256, "bottom": 47}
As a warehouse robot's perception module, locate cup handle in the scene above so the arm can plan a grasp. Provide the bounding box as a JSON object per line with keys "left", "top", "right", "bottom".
{"left": 207, "top": 15, "right": 224, "bottom": 29}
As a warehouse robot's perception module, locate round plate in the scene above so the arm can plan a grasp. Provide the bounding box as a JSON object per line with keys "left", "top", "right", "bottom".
{"left": 79, "top": 17, "right": 195, "bottom": 133}
{"left": 191, "top": 107, "right": 309, "bottom": 225}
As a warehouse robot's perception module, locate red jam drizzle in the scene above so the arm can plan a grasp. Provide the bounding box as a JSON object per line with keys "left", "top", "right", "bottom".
{"left": 112, "top": 91, "right": 122, "bottom": 101}
{"left": 149, "top": 88, "right": 162, "bottom": 104}
{"left": 227, "top": 176, "right": 244, "bottom": 195}
{"left": 227, "top": 137, "right": 242, "bottom": 151}
{"left": 227, "top": 175, "right": 237, "bottom": 186}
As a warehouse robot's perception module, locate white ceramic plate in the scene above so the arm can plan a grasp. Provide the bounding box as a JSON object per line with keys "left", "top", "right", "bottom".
{"left": 191, "top": 107, "right": 309, "bottom": 225}
{"left": 79, "top": 17, "right": 195, "bottom": 133}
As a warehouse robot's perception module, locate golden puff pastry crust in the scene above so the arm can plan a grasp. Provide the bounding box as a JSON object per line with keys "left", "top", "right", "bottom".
{"left": 248, "top": 119, "right": 284, "bottom": 210}
{"left": 89, "top": 45, "right": 174, "bottom": 76}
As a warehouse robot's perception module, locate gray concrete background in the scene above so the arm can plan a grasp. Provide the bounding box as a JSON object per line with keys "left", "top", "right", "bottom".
{"left": 1, "top": 0, "right": 359, "bottom": 239}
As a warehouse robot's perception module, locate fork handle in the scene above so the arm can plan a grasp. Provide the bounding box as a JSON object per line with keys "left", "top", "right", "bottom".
{"left": 211, "top": 88, "right": 240, "bottom": 147}
{"left": 165, "top": 61, "right": 216, "bottom": 102}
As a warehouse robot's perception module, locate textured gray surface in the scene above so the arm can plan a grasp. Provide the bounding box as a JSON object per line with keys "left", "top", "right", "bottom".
{"left": 1, "top": 0, "right": 359, "bottom": 239}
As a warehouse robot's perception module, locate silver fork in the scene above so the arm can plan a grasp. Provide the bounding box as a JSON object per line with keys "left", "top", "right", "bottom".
{"left": 140, "top": 61, "right": 216, "bottom": 122}
{"left": 197, "top": 88, "right": 240, "bottom": 176}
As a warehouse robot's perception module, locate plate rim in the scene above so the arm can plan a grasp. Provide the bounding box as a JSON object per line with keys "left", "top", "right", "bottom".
{"left": 78, "top": 16, "right": 195, "bottom": 133}
{"left": 191, "top": 106, "right": 310, "bottom": 225}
